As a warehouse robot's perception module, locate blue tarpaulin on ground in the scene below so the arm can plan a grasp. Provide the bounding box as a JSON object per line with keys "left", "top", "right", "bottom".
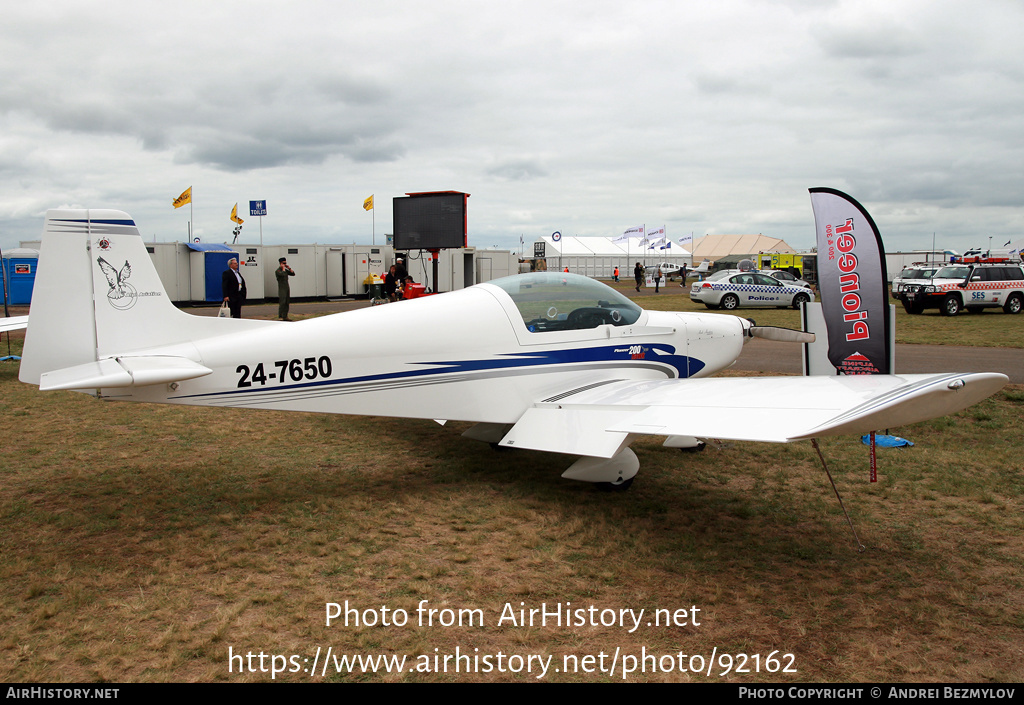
{"left": 862, "top": 434, "right": 914, "bottom": 448}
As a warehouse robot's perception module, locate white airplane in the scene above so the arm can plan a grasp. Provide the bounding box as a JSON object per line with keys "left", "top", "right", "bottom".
{"left": 686, "top": 260, "right": 711, "bottom": 276}
{"left": 19, "top": 210, "right": 1007, "bottom": 488}
{"left": 655, "top": 260, "right": 709, "bottom": 280}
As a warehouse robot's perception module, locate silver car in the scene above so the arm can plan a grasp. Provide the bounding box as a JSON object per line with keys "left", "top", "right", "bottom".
{"left": 762, "top": 269, "right": 811, "bottom": 289}
{"left": 690, "top": 271, "right": 815, "bottom": 310}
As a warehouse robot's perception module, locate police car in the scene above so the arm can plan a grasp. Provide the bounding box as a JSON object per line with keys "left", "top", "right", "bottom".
{"left": 900, "top": 260, "right": 1024, "bottom": 315}
{"left": 690, "top": 270, "right": 815, "bottom": 310}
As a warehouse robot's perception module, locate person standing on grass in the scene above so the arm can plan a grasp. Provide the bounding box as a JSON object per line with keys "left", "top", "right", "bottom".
{"left": 222, "top": 258, "right": 246, "bottom": 319}
{"left": 276, "top": 257, "right": 295, "bottom": 320}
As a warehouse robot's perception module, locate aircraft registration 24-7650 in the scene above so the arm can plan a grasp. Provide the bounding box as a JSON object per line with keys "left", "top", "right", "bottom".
{"left": 19, "top": 210, "right": 1008, "bottom": 488}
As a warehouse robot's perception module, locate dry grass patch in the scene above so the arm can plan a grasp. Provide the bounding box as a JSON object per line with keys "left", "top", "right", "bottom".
{"left": 0, "top": 344, "right": 1023, "bottom": 681}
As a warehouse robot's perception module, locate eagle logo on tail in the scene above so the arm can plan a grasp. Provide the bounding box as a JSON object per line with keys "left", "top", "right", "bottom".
{"left": 97, "top": 256, "right": 137, "bottom": 310}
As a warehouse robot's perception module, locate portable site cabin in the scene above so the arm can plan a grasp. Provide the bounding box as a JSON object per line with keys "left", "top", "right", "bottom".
{"left": 883, "top": 250, "right": 958, "bottom": 280}
{"left": 15, "top": 238, "right": 517, "bottom": 304}
{"left": 188, "top": 243, "right": 265, "bottom": 302}
{"left": 472, "top": 249, "right": 517, "bottom": 284}
{"left": 261, "top": 244, "right": 393, "bottom": 298}
{"left": 145, "top": 242, "right": 192, "bottom": 301}
{"left": 395, "top": 247, "right": 518, "bottom": 293}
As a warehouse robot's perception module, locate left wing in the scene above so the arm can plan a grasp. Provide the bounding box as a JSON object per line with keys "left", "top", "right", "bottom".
{"left": 0, "top": 316, "right": 28, "bottom": 334}
{"left": 499, "top": 373, "right": 1008, "bottom": 457}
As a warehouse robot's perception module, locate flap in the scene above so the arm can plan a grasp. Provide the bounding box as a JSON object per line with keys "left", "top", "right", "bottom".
{"left": 499, "top": 407, "right": 633, "bottom": 458}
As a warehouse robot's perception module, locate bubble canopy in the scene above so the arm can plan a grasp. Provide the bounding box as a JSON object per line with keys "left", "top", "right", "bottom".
{"left": 487, "top": 272, "right": 643, "bottom": 332}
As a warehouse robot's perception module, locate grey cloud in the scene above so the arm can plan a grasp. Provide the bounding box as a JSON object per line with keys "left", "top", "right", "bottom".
{"left": 486, "top": 159, "right": 549, "bottom": 181}
{"left": 314, "top": 76, "right": 392, "bottom": 107}
{"left": 693, "top": 73, "right": 766, "bottom": 97}
{"left": 3, "top": 1, "right": 1024, "bottom": 255}
{"left": 814, "top": 14, "right": 925, "bottom": 61}
{"left": 1, "top": 60, "right": 409, "bottom": 171}
{"left": 176, "top": 128, "right": 406, "bottom": 171}
{"left": 819, "top": 31, "right": 922, "bottom": 60}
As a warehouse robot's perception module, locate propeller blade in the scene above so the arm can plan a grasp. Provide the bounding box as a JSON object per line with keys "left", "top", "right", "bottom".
{"left": 749, "top": 326, "right": 815, "bottom": 344}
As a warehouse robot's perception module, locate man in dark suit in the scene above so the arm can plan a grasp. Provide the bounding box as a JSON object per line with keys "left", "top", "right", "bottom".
{"left": 222, "top": 258, "right": 246, "bottom": 318}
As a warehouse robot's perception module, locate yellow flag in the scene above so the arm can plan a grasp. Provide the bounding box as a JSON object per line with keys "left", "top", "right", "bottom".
{"left": 173, "top": 186, "right": 192, "bottom": 209}
{"left": 230, "top": 203, "right": 244, "bottom": 224}
{"left": 363, "top": 194, "right": 374, "bottom": 211}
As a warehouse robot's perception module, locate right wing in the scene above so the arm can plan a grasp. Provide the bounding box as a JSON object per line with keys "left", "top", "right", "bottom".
{"left": 499, "top": 373, "right": 1008, "bottom": 457}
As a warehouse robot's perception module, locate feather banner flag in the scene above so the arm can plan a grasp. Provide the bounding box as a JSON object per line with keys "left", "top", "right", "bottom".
{"left": 809, "top": 187, "right": 892, "bottom": 375}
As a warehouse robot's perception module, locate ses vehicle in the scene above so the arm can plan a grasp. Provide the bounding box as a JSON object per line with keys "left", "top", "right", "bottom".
{"left": 18, "top": 210, "right": 1007, "bottom": 489}
{"left": 689, "top": 270, "right": 814, "bottom": 311}
{"left": 898, "top": 261, "right": 1024, "bottom": 316}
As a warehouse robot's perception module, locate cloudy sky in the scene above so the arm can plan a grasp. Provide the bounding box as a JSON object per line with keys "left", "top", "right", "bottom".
{"left": 2, "top": 0, "right": 1023, "bottom": 255}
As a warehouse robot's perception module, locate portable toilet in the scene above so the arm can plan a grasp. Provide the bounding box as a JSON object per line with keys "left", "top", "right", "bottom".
{"left": 187, "top": 243, "right": 239, "bottom": 303}
{"left": 1, "top": 248, "right": 40, "bottom": 305}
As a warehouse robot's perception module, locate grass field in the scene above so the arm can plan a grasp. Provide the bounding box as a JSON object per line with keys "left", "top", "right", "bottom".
{"left": 0, "top": 298, "right": 1022, "bottom": 683}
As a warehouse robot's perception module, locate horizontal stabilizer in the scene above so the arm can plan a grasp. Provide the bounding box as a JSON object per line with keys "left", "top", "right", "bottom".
{"left": 40, "top": 356, "right": 212, "bottom": 391}
{"left": 0, "top": 316, "right": 28, "bottom": 334}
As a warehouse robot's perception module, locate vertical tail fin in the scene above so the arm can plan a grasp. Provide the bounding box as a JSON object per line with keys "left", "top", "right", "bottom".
{"left": 20, "top": 209, "right": 272, "bottom": 387}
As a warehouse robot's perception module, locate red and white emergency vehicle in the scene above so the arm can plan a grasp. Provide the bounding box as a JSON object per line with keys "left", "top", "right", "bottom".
{"left": 899, "top": 259, "right": 1024, "bottom": 316}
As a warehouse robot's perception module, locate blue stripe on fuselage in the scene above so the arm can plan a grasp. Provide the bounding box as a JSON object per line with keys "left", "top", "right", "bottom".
{"left": 174, "top": 343, "right": 704, "bottom": 400}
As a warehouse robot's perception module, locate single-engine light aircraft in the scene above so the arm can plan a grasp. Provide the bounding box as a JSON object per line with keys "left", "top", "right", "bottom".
{"left": 20, "top": 210, "right": 1007, "bottom": 488}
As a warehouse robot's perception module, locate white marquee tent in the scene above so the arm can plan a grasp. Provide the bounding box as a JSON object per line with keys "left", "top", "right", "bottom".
{"left": 530, "top": 235, "right": 691, "bottom": 278}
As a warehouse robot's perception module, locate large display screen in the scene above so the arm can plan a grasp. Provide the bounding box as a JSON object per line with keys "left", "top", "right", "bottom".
{"left": 393, "top": 192, "right": 468, "bottom": 250}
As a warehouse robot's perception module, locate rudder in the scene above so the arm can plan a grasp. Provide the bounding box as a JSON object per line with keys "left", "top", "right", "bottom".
{"left": 20, "top": 209, "right": 274, "bottom": 388}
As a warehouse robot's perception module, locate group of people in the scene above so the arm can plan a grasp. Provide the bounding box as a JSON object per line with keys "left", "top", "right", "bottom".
{"left": 221, "top": 256, "right": 295, "bottom": 320}
{"left": 222, "top": 255, "right": 422, "bottom": 319}
{"left": 630, "top": 261, "right": 663, "bottom": 291}
{"left": 383, "top": 261, "right": 417, "bottom": 302}
{"left": 632, "top": 263, "right": 668, "bottom": 293}
{"left": 552, "top": 263, "right": 673, "bottom": 294}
